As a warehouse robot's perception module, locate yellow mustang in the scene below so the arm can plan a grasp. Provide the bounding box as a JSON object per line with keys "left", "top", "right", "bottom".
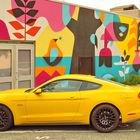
{"left": 0, "top": 74, "right": 140, "bottom": 132}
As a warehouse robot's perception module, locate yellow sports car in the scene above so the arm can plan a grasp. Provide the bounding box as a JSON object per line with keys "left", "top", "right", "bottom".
{"left": 0, "top": 74, "right": 140, "bottom": 132}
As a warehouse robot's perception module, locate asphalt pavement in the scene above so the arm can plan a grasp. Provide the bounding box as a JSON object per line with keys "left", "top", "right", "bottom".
{"left": 0, "top": 121, "right": 140, "bottom": 140}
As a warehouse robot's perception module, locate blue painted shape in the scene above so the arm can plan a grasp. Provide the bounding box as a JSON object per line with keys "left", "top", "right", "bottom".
{"left": 95, "top": 10, "right": 101, "bottom": 18}
{"left": 119, "top": 26, "right": 127, "bottom": 33}
{"left": 36, "top": 57, "right": 72, "bottom": 74}
{"left": 102, "top": 12, "right": 120, "bottom": 27}
{"left": 95, "top": 56, "right": 140, "bottom": 82}
{"left": 90, "top": 34, "right": 96, "bottom": 45}
{"left": 102, "top": 74, "right": 114, "bottom": 79}
{"left": 113, "top": 15, "right": 120, "bottom": 23}
{"left": 109, "top": 41, "right": 113, "bottom": 47}
{"left": 62, "top": 4, "right": 71, "bottom": 25}
{"left": 95, "top": 56, "right": 125, "bottom": 81}
{"left": 50, "top": 48, "right": 58, "bottom": 62}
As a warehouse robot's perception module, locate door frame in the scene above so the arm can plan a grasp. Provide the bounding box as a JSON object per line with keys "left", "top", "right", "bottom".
{"left": 0, "top": 45, "right": 14, "bottom": 89}
{"left": 15, "top": 44, "right": 35, "bottom": 88}
{"left": 0, "top": 41, "right": 35, "bottom": 90}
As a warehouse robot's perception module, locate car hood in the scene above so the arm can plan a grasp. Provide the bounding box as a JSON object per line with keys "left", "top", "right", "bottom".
{"left": 0, "top": 88, "right": 29, "bottom": 95}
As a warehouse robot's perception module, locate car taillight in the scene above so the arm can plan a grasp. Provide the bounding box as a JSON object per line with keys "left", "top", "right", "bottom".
{"left": 138, "top": 93, "right": 140, "bottom": 99}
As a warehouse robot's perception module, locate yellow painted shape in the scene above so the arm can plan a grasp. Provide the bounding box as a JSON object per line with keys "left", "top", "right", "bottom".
{"left": 115, "top": 16, "right": 139, "bottom": 64}
{"left": 36, "top": 26, "right": 74, "bottom": 57}
{"left": 36, "top": 66, "right": 66, "bottom": 76}
{"left": 72, "top": 6, "right": 79, "bottom": 21}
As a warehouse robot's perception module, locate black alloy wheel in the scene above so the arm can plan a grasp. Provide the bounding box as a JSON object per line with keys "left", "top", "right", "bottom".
{"left": 91, "top": 104, "right": 120, "bottom": 133}
{"left": 0, "top": 105, "right": 13, "bottom": 131}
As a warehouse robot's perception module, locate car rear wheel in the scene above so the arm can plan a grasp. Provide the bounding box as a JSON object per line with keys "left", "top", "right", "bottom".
{"left": 0, "top": 105, "right": 13, "bottom": 131}
{"left": 91, "top": 104, "right": 120, "bottom": 133}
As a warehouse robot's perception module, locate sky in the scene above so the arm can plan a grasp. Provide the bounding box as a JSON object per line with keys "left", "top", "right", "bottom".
{"left": 59, "top": 0, "right": 140, "bottom": 11}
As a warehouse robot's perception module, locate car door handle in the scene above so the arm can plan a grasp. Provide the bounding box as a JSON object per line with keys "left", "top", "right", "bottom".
{"left": 69, "top": 97, "right": 75, "bottom": 100}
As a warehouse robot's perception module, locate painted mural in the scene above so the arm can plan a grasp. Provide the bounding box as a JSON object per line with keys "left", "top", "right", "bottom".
{"left": 0, "top": 0, "right": 140, "bottom": 86}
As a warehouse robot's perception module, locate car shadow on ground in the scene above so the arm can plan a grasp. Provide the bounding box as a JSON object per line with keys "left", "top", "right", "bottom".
{"left": 10, "top": 122, "right": 139, "bottom": 131}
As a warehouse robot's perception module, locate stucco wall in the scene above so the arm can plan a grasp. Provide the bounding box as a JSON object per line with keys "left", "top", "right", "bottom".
{"left": 0, "top": 0, "right": 140, "bottom": 86}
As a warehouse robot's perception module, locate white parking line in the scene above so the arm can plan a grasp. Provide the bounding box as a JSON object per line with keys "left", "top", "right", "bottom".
{"left": 0, "top": 129, "right": 136, "bottom": 134}
{"left": 35, "top": 136, "right": 50, "bottom": 140}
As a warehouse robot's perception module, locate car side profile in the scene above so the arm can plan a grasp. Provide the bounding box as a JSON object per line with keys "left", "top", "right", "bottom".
{"left": 0, "top": 74, "right": 140, "bottom": 132}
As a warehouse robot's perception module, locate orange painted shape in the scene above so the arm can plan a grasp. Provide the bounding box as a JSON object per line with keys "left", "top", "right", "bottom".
{"left": 130, "top": 27, "right": 137, "bottom": 35}
{"left": 13, "top": 32, "right": 24, "bottom": 39}
{"left": 36, "top": 66, "right": 66, "bottom": 77}
{"left": 9, "top": 21, "right": 24, "bottom": 30}
{"left": 128, "top": 38, "right": 137, "bottom": 50}
{"left": 100, "top": 11, "right": 105, "bottom": 22}
{"left": 26, "top": 26, "right": 41, "bottom": 36}
{"left": 131, "top": 19, "right": 137, "bottom": 25}
{"left": 44, "top": 39, "right": 63, "bottom": 58}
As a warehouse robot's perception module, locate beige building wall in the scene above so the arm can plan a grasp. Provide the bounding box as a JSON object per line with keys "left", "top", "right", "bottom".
{"left": 110, "top": 5, "right": 140, "bottom": 18}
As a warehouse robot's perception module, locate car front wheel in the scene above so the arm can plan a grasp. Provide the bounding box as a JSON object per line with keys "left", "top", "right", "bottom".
{"left": 0, "top": 105, "right": 13, "bottom": 131}
{"left": 91, "top": 104, "right": 120, "bottom": 133}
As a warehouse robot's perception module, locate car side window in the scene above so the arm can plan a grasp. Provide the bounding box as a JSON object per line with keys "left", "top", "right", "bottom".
{"left": 81, "top": 81, "right": 101, "bottom": 91}
{"left": 41, "top": 80, "right": 82, "bottom": 92}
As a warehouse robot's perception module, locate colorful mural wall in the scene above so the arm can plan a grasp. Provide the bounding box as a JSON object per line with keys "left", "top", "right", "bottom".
{"left": 0, "top": 0, "right": 140, "bottom": 86}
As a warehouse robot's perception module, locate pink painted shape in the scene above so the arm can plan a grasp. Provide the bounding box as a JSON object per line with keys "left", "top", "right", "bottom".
{"left": 101, "top": 23, "right": 117, "bottom": 41}
{"left": 99, "top": 22, "right": 118, "bottom": 57}
{"left": 35, "top": 70, "right": 60, "bottom": 87}
{"left": 11, "top": 0, "right": 75, "bottom": 32}
{"left": 133, "top": 50, "right": 140, "bottom": 64}
{"left": 0, "top": 20, "right": 10, "bottom": 40}
{"left": 99, "top": 48, "right": 112, "bottom": 56}
{"left": 69, "top": 5, "right": 75, "bottom": 16}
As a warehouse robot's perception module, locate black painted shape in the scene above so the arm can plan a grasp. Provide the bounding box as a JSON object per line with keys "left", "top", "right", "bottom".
{"left": 99, "top": 56, "right": 112, "bottom": 67}
{"left": 114, "top": 22, "right": 129, "bottom": 41}
{"left": 12, "top": 8, "right": 25, "bottom": 18}
{"left": 67, "top": 8, "right": 102, "bottom": 75}
{"left": 15, "top": 0, "right": 25, "bottom": 7}
{"left": 26, "top": 1, "right": 36, "bottom": 8}
{"left": 43, "top": 57, "right": 62, "bottom": 66}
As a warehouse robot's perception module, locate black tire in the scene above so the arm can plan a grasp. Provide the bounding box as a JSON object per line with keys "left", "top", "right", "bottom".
{"left": 0, "top": 105, "right": 13, "bottom": 131}
{"left": 91, "top": 104, "right": 120, "bottom": 133}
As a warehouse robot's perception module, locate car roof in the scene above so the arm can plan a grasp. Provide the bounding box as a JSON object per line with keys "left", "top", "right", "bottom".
{"left": 51, "top": 74, "right": 126, "bottom": 88}
{"left": 52, "top": 74, "right": 95, "bottom": 81}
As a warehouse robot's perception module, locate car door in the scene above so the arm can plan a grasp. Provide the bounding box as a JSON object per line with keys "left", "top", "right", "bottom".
{"left": 26, "top": 79, "right": 82, "bottom": 124}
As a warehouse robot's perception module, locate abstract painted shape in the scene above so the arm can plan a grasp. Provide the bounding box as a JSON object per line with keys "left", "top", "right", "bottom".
{"left": 119, "top": 26, "right": 127, "bottom": 33}
{"left": 50, "top": 48, "right": 58, "bottom": 63}
{"left": 97, "top": 11, "right": 120, "bottom": 26}
{"left": 0, "top": 20, "right": 10, "bottom": 40}
{"left": 128, "top": 38, "right": 137, "bottom": 50}
{"left": 67, "top": 8, "right": 102, "bottom": 74}
{"left": 99, "top": 55, "right": 112, "bottom": 67}
{"left": 11, "top": 0, "right": 75, "bottom": 32}
{"left": 9, "top": 21, "right": 24, "bottom": 30}
{"left": 36, "top": 66, "right": 66, "bottom": 77}
{"left": 99, "top": 22, "right": 128, "bottom": 67}
{"left": 26, "top": 26, "right": 41, "bottom": 36}
{"left": 8, "top": 0, "right": 40, "bottom": 40}
{"left": 113, "top": 22, "right": 129, "bottom": 41}
{"left": 62, "top": 4, "right": 71, "bottom": 25}
{"left": 13, "top": 32, "right": 24, "bottom": 39}
{"left": 133, "top": 50, "right": 140, "bottom": 72}
{"left": 90, "top": 34, "right": 97, "bottom": 47}
{"left": 102, "top": 74, "right": 114, "bottom": 79}
{"left": 43, "top": 39, "right": 63, "bottom": 66}
{"left": 35, "top": 70, "right": 61, "bottom": 87}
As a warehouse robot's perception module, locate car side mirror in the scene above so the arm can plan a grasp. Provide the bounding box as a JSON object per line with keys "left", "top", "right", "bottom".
{"left": 35, "top": 88, "right": 42, "bottom": 95}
